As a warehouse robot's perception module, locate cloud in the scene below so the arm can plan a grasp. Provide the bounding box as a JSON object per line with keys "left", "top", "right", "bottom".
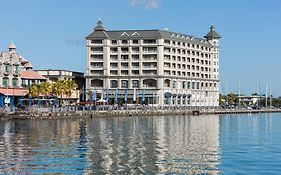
{"left": 145, "top": 0, "right": 160, "bottom": 9}
{"left": 129, "top": 0, "right": 161, "bottom": 9}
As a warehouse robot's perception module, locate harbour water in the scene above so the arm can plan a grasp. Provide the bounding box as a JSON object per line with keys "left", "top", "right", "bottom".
{"left": 0, "top": 113, "right": 281, "bottom": 174}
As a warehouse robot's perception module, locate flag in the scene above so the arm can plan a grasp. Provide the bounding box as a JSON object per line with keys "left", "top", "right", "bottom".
{"left": 133, "top": 88, "right": 136, "bottom": 102}
{"left": 142, "top": 90, "right": 145, "bottom": 102}
{"left": 105, "top": 89, "right": 108, "bottom": 101}
{"left": 81, "top": 86, "right": 85, "bottom": 101}
{"left": 114, "top": 89, "right": 118, "bottom": 102}
{"left": 124, "top": 89, "right": 128, "bottom": 102}
{"left": 93, "top": 89, "right": 97, "bottom": 101}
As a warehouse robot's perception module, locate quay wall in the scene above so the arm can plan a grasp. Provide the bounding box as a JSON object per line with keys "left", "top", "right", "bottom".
{"left": 1, "top": 108, "right": 281, "bottom": 120}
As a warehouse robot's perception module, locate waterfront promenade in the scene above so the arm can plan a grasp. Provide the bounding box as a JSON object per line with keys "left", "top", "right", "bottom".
{"left": 1, "top": 105, "right": 281, "bottom": 120}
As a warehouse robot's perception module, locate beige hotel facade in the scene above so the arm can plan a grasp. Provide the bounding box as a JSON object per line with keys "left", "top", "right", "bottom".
{"left": 85, "top": 20, "right": 221, "bottom": 107}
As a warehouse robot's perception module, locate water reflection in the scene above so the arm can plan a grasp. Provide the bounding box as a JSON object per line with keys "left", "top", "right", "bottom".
{"left": 0, "top": 115, "right": 220, "bottom": 174}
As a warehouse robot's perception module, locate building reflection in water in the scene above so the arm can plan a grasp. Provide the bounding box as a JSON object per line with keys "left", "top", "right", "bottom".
{"left": 0, "top": 115, "right": 221, "bottom": 174}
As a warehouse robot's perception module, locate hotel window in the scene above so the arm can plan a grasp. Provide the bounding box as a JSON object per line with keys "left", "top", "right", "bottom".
{"left": 121, "top": 70, "right": 128, "bottom": 75}
{"left": 132, "top": 40, "right": 139, "bottom": 44}
{"left": 132, "top": 70, "right": 139, "bottom": 75}
{"left": 164, "top": 40, "right": 170, "bottom": 45}
{"left": 132, "top": 55, "right": 139, "bottom": 60}
{"left": 14, "top": 65, "right": 19, "bottom": 73}
{"left": 3, "top": 64, "right": 10, "bottom": 73}
{"left": 192, "top": 82, "right": 195, "bottom": 89}
{"left": 110, "top": 80, "right": 118, "bottom": 88}
{"left": 182, "top": 81, "right": 186, "bottom": 89}
{"left": 196, "top": 82, "right": 200, "bottom": 89}
{"left": 132, "top": 80, "right": 139, "bottom": 88}
{"left": 187, "top": 82, "right": 190, "bottom": 89}
{"left": 111, "top": 40, "right": 117, "bottom": 44}
{"left": 172, "top": 80, "right": 176, "bottom": 88}
{"left": 143, "top": 39, "right": 156, "bottom": 44}
{"left": 110, "top": 70, "right": 118, "bottom": 75}
{"left": 121, "top": 80, "right": 128, "bottom": 88}
{"left": 2, "top": 77, "right": 9, "bottom": 87}
{"left": 91, "top": 40, "right": 102, "bottom": 44}
{"left": 12, "top": 78, "right": 18, "bottom": 87}
{"left": 121, "top": 40, "right": 128, "bottom": 44}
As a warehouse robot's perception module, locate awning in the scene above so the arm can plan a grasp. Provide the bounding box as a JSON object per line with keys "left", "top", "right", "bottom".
{"left": 178, "top": 94, "right": 182, "bottom": 97}
{"left": 0, "top": 88, "right": 28, "bottom": 96}
{"left": 164, "top": 92, "right": 172, "bottom": 98}
{"left": 187, "top": 94, "right": 192, "bottom": 98}
{"left": 183, "top": 94, "right": 187, "bottom": 98}
{"left": 172, "top": 93, "right": 177, "bottom": 97}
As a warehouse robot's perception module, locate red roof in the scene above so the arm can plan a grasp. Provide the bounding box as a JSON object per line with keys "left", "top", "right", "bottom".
{"left": 21, "top": 70, "right": 47, "bottom": 80}
{"left": 0, "top": 88, "right": 28, "bottom": 96}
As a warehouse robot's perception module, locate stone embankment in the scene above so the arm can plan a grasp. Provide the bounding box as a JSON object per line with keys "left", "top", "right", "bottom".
{"left": 1, "top": 108, "right": 281, "bottom": 120}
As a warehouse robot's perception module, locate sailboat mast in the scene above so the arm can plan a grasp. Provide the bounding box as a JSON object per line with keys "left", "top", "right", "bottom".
{"left": 265, "top": 82, "right": 268, "bottom": 108}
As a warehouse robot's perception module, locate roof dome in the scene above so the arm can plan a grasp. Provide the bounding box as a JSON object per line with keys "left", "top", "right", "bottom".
{"left": 94, "top": 19, "right": 105, "bottom": 31}
{"left": 204, "top": 25, "right": 221, "bottom": 39}
{"left": 8, "top": 41, "right": 16, "bottom": 50}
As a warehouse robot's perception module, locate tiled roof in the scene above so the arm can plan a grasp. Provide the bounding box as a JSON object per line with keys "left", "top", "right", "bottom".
{"left": 24, "top": 62, "right": 33, "bottom": 68}
{"left": 86, "top": 20, "right": 213, "bottom": 46}
{"left": 0, "top": 88, "right": 27, "bottom": 96}
{"left": 21, "top": 70, "right": 47, "bottom": 80}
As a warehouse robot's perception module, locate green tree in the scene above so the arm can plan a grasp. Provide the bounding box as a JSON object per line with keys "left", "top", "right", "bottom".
{"left": 52, "top": 80, "right": 67, "bottom": 106}
{"left": 39, "top": 81, "right": 52, "bottom": 97}
{"left": 65, "top": 80, "right": 78, "bottom": 105}
{"left": 29, "top": 84, "right": 40, "bottom": 98}
{"left": 227, "top": 93, "right": 238, "bottom": 106}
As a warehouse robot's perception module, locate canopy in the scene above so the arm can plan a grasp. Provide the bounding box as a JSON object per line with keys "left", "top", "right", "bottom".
{"left": 0, "top": 88, "right": 27, "bottom": 96}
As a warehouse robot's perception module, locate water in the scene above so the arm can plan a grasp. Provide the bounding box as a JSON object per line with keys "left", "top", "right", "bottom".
{"left": 0, "top": 113, "right": 280, "bottom": 174}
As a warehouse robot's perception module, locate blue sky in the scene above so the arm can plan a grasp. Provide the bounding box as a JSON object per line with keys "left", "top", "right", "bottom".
{"left": 1, "top": 0, "right": 281, "bottom": 96}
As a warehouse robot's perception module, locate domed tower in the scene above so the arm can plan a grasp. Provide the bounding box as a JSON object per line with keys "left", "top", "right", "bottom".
{"left": 204, "top": 25, "right": 221, "bottom": 46}
{"left": 8, "top": 41, "right": 17, "bottom": 53}
{"left": 204, "top": 25, "right": 221, "bottom": 106}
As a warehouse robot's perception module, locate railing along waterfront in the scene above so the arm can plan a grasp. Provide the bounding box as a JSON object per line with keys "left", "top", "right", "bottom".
{"left": 1, "top": 105, "right": 281, "bottom": 119}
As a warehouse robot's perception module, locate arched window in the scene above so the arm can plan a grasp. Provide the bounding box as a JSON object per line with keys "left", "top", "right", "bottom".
{"left": 91, "top": 79, "right": 103, "bottom": 87}
{"left": 2, "top": 77, "right": 9, "bottom": 87}
{"left": 121, "top": 80, "right": 128, "bottom": 88}
{"left": 110, "top": 80, "right": 118, "bottom": 88}
{"left": 12, "top": 78, "right": 18, "bottom": 87}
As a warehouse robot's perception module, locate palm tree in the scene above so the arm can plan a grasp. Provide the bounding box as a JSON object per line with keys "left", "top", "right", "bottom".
{"left": 39, "top": 81, "right": 52, "bottom": 97}
{"left": 65, "top": 80, "right": 78, "bottom": 104}
{"left": 52, "top": 80, "right": 67, "bottom": 106}
{"left": 29, "top": 84, "right": 40, "bottom": 98}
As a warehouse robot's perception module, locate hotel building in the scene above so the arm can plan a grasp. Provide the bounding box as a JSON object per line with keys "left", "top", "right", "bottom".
{"left": 85, "top": 20, "right": 221, "bottom": 107}
{"left": 0, "top": 42, "right": 47, "bottom": 107}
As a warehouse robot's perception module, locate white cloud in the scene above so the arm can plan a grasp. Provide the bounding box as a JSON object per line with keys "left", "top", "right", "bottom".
{"left": 129, "top": 0, "right": 161, "bottom": 9}
{"left": 145, "top": 0, "right": 160, "bottom": 9}
{"left": 130, "top": 0, "right": 145, "bottom": 7}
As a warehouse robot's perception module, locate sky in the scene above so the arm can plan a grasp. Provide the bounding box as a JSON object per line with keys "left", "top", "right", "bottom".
{"left": 1, "top": 0, "right": 281, "bottom": 96}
